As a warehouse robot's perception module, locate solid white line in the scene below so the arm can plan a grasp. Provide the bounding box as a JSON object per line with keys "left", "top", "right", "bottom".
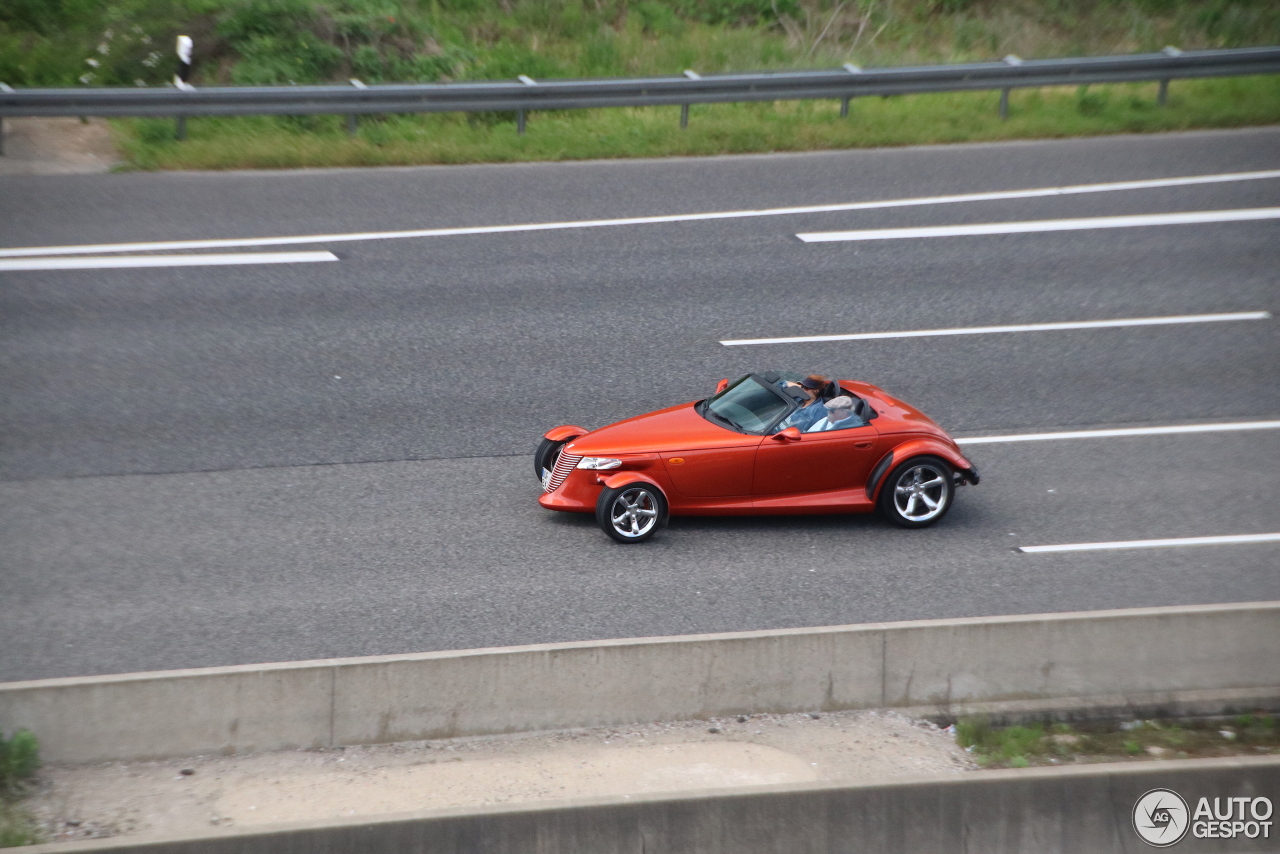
{"left": 955, "top": 420, "right": 1280, "bottom": 445}
{"left": 1019, "top": 533, "right": 1280, "bottom": 553}
{"left": 720, "top": 311, "right": 1270, "bottom": 346}
{"left": 0, "top": 252, "right": 339, "bottom": 271}
{"left": 797, "top": 207, "right": 1280, "bottom": 242}
{"left": 2, "top": 169, "right": 1279, "bottom": 258}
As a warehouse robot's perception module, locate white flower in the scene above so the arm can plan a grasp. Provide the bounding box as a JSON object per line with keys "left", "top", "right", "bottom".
{"left": 135, "top": 79, "right": 147, "bottom": 86}
{"left": 79, "top": 73, "right": 95, "bottom": 84}
{"left": 140, "top": 35, "right": 152, "bottom": 44}
{"left": 103, "top": 29, "right": 114, "bottom": 40}
{"left": 85, "top": 58, "right": 100, "bottom": 67}
{"left": 98, "top": 43, "right": 110, "bottom": 55}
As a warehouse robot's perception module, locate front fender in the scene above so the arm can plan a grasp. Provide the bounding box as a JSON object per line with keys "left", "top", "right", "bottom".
{"left": 544, "top": 424, "right": 589, "bottom": 443}
{"left": 871, "top": 439, "right": 977, "bottom": 501}
{"left": 597, "top": 472, "right": 666, "bottom": 493}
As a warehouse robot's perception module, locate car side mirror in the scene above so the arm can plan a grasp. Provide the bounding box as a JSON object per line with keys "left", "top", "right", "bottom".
{"left": 715, "top": 378, "right": 729, "bottom": 394}
{"left": 772, "top": 426, "right": 802, "bottom": 442}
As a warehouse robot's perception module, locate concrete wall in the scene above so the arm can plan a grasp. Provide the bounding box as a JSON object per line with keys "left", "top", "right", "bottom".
{"left": 2, "top": 602, "right": 1277, "bottom": 763}
{"left": 22, "top": 756, "right": 1280, "bottom": 854}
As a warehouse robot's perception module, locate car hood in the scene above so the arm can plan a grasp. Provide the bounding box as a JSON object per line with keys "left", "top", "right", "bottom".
{"left": 566, "top": 402, "right": 755, "bottom": 456}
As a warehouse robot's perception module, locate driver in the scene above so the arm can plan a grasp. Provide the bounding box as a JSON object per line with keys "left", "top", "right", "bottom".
{"left": 779, "top": 374, "right": 831, "bottom": 431}
{"left": 807, "top": 396, "right": 863, "bottom": 432}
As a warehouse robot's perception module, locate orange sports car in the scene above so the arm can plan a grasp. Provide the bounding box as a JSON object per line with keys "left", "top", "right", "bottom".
{"left": 536, "top": 372, "right": 980, "bottom": 543}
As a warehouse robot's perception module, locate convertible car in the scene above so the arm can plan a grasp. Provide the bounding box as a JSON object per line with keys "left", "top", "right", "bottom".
{"left": 535, "top": 372, "right": 979, "bottom": 543}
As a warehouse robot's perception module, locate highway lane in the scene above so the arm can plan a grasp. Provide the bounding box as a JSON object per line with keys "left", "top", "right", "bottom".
{"left": 1, "top": 127, "right": 1278, "bottom": 679}
{"left": 3, "top": 163, "right": 1278, "bottom": 479}
{"left": 2, "top": 429, "right": 1277, "bottom": 681}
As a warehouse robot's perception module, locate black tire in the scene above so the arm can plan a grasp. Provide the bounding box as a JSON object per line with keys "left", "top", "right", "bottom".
{"left": 534, "top": 437, "right": 566, "bottom": 485}
{"left": 878, "top": 455, "right": 954, "bottom": 528}
{"left": 595, "top": 482, "right": 668, "bottom": 544}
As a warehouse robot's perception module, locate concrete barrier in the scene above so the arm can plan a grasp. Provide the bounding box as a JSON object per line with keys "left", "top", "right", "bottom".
{"left": 2, "top": 602, "right": 1277, "bottom": 763}
{"left": 21, "top": 756, "right": 1280, "bottom": 854}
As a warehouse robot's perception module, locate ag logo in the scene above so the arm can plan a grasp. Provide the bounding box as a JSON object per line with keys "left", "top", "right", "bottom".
{"left": 1134, "top": 788, "right": 1190, "bottom": 847}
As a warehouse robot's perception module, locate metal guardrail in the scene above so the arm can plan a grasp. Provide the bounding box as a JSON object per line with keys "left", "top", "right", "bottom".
{"left": 1, "top": 45, "right": 1278, "bottom": 147}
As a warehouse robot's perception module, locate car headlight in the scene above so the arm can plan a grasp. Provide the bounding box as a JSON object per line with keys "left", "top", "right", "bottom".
{"left": 577, "top": 457, "right": 622, "bottom": 470}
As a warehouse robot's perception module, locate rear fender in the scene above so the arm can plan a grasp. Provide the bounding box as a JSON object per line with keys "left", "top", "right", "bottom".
{"left": 872, "top": 439, "right": 976, "bottom": 500}
{"left": 544, "top": 425, "right": 589, "bottom": 443}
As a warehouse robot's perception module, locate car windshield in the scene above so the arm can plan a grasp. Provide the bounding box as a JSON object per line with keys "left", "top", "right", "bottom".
{"left": 702, "top": 376, "right": 792, "bottom": 433}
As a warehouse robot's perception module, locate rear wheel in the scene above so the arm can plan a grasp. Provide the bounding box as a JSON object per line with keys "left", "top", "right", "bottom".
{"left": 596, "top": 483, "right": 668, "bottom": 544}
{"left": 534, "top": 437, "right": 566, "bottom": 487}
{"left": 878, "top": 456, "right": 954, "bottom": 528}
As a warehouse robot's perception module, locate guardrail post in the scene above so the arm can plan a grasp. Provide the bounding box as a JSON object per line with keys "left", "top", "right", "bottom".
{"left": 1159, "top": 47, "right": 1182, "bottom": 107}
{"left": 517, "top": 74, "right": 536, "bottom": 135}
{"left": 680, "top": 70, "right": 701, "bottom": 130}
{"left": 348, "top": 79, "right": 365, "bottom": 136}
{"left": 0, "top": 84, "right": 9, "bottom": 155}
{"left": 0, "top": 83, "right": 8, "bottom": 154}
{"left": 175, "top": 115, "right": 186, "bottom": 141}
{"left": 841, "top": 64, "right": 861, "bottom": 119}
{"left": 999, "top": 55, "right": 1023, "bottom": 121}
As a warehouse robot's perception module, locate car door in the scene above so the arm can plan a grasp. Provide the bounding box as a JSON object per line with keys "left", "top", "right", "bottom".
{"left": 751, "top": 424, "right": 881, "bottom": 497}
{"left": 661, "top": 438, "right": 760, "bottom": 497}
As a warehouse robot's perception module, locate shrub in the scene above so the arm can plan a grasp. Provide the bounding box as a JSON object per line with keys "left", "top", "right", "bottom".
{"left": 0, "top": 730, "right": 39, "bottom": 795}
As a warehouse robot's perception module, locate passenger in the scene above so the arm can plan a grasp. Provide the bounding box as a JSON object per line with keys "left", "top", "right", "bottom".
{"left": 807, "top": 396, "right": 863, "bottom": 432}
{"left": 779, "top": 374, "right": 831, "bottom": 431}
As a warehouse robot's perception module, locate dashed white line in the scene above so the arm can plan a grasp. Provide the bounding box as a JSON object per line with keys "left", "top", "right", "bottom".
{"left": 720, "top": 311, "right": 1270, "bottom": 346}
{"left": 1018, "top": 533, "right": 1280, "bottom": 553}
{"left": 0, "top": 252, "right": 339, "bottom": 271}
{"left": 796, "top": 207, "right": 1280, "bottom": 242}
{"left": 955, "top": 420, "right": 1280, "bottom": 445}
{"left": 1, "top": 170, "right": 1278, "bottom": 258}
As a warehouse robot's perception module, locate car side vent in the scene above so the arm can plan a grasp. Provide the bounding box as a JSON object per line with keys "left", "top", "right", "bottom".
{"left": 545, "top": 453, "right": 582, "bottom": 493}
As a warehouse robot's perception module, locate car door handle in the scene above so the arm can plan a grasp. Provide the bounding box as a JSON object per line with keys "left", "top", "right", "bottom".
{"left": 854, "top": 441, "right": 874, "bottom": 449}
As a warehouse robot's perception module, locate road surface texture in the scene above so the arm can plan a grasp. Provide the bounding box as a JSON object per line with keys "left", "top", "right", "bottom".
{"left": 2, "top": 127, "right": 1277, "bottom": 680}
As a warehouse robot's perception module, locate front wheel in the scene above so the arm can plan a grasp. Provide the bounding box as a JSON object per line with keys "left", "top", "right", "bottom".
{"left": 878, "top": 456, "right": 954, "bottom": 528}
{"left": 596, "top": 482, "right": 668, "bottom": 544}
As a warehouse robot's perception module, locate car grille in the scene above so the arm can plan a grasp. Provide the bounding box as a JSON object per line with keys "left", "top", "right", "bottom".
{"left": 544, "top": 453, "right": 581, "bottom": 493}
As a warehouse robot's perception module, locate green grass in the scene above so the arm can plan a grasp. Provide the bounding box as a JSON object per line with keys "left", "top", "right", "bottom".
{"left": 955, "top": 713, "right": 1280, "bottom": 769}
{"left": 0, "top": 802, "right": 41, "bottom": 848}
{"left": 0, "top": 730, "right": 41, "bottom": 848}
{"left": 112, "top": 73, "right": 1280, "bottom": 170}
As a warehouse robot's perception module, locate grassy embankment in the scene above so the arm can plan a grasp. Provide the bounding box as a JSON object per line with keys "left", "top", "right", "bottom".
{"left": 3, "top": 0, "right": 1279, "bottom": 169}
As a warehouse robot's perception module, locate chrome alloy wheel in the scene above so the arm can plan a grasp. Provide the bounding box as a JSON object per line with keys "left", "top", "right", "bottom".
{"left": 609, "top": 487, "right": 659, "bottom": 539}
{"left": 893, "top": 463, "right": 949, "bottom": 523}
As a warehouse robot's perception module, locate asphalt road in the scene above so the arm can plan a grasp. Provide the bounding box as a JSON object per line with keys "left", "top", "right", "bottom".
{"left": 2, "top": 128, "right": 1278, "bottom": 681}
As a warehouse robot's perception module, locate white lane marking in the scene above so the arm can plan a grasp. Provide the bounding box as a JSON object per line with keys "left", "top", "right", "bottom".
{"left": 1019, "top": 533, "right": 1280, "bottom": 553}
{"left": 0, "top": 252, "right": 339, "bottom": 271}
{"left": 2, "top": 170, "right": 1279, "bottom": 258}
{"left": 797, "top": 207, "right": 1280, "bottom": 242}
{"left": 956, "top": 420, "right": 1280, "bottom": 445}
{"left": 720, "top": 311, "right": 1270, "bottom": 346}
